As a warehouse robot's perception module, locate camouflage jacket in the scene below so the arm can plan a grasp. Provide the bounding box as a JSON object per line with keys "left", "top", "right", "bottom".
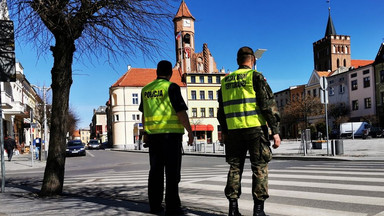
{"left": 217, "top": 66, "right": 280, "bottom": 135}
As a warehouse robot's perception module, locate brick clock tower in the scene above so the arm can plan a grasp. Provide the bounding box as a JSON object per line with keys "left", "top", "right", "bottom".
{"left": 313, "top": 8, "right": 351, "bottom": 72}
{"left": 173, "top": 0, "right": 195, "bottom": 74}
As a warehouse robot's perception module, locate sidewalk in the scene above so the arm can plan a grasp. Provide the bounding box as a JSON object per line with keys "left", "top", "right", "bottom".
{"left": 1, "top": 138, "right": 383, "bottom": 216}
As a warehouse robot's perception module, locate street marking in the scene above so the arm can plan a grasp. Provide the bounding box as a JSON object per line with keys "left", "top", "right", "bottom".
{"left": 180, "top": 182, "right": 384, "bottom": 206}
{"left": 271, "top": 169, "right": 384, "bottom": 176}
{"left": 86, "top": 150, "right": 95, "bottom": 158}
{"left": 178, "top": 193, "right": 367, "bottom": 216}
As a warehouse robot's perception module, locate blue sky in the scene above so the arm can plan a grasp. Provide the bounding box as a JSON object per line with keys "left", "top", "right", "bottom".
{"left": 13, "top": 0, "right": 384, "bottom": 129}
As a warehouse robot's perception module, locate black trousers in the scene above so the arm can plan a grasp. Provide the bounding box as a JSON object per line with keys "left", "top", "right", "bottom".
{"left": 148, "top": 133, "right": 183, "bottom": 210}
{"left": 6, "top": 148, "right": 14, "bottom": 161}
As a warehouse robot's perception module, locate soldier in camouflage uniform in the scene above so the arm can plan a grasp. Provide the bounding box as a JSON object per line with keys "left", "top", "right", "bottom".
{"left": 217, "top": 46, "right": 281, "bottom": 216}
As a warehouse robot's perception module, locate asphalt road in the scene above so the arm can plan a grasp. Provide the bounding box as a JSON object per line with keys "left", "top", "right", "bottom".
{"left": 3, "top": 149, "right": 384, "bottom": 216}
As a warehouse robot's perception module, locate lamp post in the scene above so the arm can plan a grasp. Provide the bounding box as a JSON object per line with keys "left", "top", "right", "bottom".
{"left": 254, "top": 49, "right": 267, "bottom": 71}
{"left": 31, "top": 84, "right": 51, "bottom": 160}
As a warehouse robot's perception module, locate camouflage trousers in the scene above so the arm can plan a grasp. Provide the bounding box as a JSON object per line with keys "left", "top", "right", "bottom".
{"left": 224, "top": 129, "right": 272, "bottom": 201}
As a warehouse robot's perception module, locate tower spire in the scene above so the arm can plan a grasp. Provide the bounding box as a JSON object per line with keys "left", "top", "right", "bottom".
{"left": 324, "top": 1, "right": 336, "bottom": 36}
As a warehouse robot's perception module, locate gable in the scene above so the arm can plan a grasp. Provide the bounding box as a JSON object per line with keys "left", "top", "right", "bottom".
{"left": 374, "top": 43, "right": 384, "bottom": 64}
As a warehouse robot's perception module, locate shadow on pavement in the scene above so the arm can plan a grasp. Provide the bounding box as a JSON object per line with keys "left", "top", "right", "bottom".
{"left": 3, "top": 177, "right": 223, "bottom": 216}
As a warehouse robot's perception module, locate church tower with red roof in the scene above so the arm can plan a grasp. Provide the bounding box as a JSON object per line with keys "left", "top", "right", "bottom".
{"left": 313, "top": 7, "right": 351, "bottom": 72}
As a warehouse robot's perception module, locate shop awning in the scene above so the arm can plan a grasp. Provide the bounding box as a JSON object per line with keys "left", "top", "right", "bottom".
{"left": 191, "top": 124, "right": 214, "bottom": 131}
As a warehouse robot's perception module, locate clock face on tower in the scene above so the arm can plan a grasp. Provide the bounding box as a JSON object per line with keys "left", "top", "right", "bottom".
{"left": 183, "top": 19, "right": 191, "bottom": 27}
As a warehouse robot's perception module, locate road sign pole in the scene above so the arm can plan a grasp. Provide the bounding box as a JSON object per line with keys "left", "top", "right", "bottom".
{"left": 1, "top": 87, "right": 5, "bottom": 192}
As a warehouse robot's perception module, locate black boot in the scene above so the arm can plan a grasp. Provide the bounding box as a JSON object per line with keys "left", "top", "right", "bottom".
{"left": 253, "top": 200, "right": 267, "bottom": 216}
{"left": 228, "top": 199, "right": 242, "bottom": 216}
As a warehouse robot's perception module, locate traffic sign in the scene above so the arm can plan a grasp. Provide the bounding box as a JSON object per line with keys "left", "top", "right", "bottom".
{"left": 320, "top": 76, "right": 328, "bottom": 90}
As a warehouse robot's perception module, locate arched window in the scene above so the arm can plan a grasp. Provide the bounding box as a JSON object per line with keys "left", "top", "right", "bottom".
{"left": 337, "top": 59, "right": 340, "bottom": 68}
{"left": 343, "top": 59, "right": 347, "bottom": 67}
{"left": 112, "top": 93, "right": 117, "bottom": 106}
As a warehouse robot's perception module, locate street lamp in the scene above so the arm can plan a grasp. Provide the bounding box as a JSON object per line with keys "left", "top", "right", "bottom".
{"left": 31, "top": 84, "right": 51, "bottom": 160}
{"left": 254, "top": 49, "right": 267, "bottom": 71}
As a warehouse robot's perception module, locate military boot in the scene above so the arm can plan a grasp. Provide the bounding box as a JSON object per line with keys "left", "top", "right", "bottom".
{"left": 253, "top": 200, "right": 268, "bottom": 216}
{"left": 228, "top": 199, "right": 242, "bottom": 216}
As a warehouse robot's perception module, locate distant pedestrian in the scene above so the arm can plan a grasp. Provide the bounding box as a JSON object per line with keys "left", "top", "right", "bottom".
{"left": 139, "top": 60, "right": 193, "bottom": 215}
{"left": 217, "top": 46, "right": 281, "bottom": 216}
{"left": 4, "top": 136, "right": 17, "bottom": 161}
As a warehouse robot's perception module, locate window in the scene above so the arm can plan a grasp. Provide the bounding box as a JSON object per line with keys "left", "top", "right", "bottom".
{"left": 364, "top": 98, "right": 371, "bottom": 109}
{"left": 191, "top": 90, "right": 196, "bottom": 100}
{"left": 350, "top": 73, "right": 357, "bottom": 78}
{"left": 200, "top": 108, "right": 206, "bottom": 117}
{"left": 339, "top": 84, "right": 345, "bottom": 93}
{"left": 200, "top": 76, "right": 204, "bottom": 83}
{"left": 351, "top": 80, "right": 358, "bottom": 91}
{"left": 137, "top": 114, "right": 140, "bottom": 120}
{"left": 307, "top": 90, "right": 311, "bottom": 96}
{"left": 352, "top": 100, "right": 359, "bottom": 111}
{"left": 216, "top": 76, "right": 221, "bottom": 84}
{"left": 114, "top": 115, "right": 119, "bottom": 122}
{"left": 132, "top": 93, "right": 138, "bottom": 104}
{"left": 363, "top": 77, "right": 370, "bottom": 88}
{"left": 339, "top": 77, "right": 344, "bottom": 82}
{"left": 208, "top": 76, "right": 212, "bottom": 83}
{"left": 329, "top": 87, "right": 335, "bottom": 96}
{"left": 363, "top": 69, "right": 369, "bottom": 75}
{"left": 208, "top": 91, "right": 214, "bottom": 100}
{"left": 313, "top": 89, "right": 317, "bottom": 97}
{"left": 200, "top": 91, "right": 205, "bottom": 100}
{"left": 209, "top": 108, "right": 214, "bottom": 117}
{"left": 381, "top": 71, "right": 384, "bottom": 83}
{"left": 96, "top": 125, "right": 102, "bottom": 134}
{"left": 192, "top": 108, "right": 197, "bottom": 117}
{"left": 191, "top": 76, "right": 196, "bottom": 83}
{"left": 132, "top": 114, "right": 136, "bottom": 120}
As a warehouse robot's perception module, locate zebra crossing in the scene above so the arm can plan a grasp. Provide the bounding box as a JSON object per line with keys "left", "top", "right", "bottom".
{"left": 63, "top": 161, "right": 384, "bottom": 216}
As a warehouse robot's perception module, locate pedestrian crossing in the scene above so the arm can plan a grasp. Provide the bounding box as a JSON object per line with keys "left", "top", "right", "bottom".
{"left": 64, "top": 161, "right": 384, "bottom": 216}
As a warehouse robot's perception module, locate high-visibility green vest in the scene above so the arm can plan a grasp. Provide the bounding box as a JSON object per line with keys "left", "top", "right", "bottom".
{"left": 142, "top": 79, "right": 184, "bottom": 134}
{"left": 221, "top": 69, "right": 266, "bottom": 130}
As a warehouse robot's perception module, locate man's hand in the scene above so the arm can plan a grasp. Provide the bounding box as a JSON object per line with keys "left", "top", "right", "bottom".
{"left": 187, "top": 131, "right": 194, "bottom": 146}
{"left": 272, "top": 134, "right": 281, "bottom": 149}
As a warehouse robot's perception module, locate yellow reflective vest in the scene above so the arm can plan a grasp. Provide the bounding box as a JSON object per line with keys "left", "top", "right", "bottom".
{"left": 221, "top": 69, "right": 266, "bottom": 130}
{"left": 142, "top": 79, "right": 184, "bottom": 134}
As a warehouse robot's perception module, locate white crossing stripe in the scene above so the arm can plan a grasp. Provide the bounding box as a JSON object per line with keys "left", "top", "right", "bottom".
{"left": 272, "top": 169, "right": 384, "bottom": 176}
{"left": 179, "top": 181, "right": 384, "bottom": 206}
{"left": 178, "top": 193, "right": 368, "bottom": 216}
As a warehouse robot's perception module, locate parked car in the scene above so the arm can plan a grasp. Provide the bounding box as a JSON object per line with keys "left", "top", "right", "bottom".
{"left": 66, "top": 140, "right": 86, "bottom": 156}
{"left": 100, "top": 141, "right": 111, "bottom": 149}
{"left": 87, "top": 139, "right": 101, "bottom": 150}
{"left": 363, "top": 126, "right": 384, "bottom": 139}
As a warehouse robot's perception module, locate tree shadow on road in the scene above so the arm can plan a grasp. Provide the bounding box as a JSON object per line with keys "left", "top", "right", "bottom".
{"left": 4, "top": 177, "right": 224, "bottom": 216}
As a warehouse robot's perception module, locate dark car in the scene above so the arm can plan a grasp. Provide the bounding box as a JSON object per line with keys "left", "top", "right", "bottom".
{"left": 87, "top": 139, "right": 101, "bottom": 150}
{"left": 66, "top": 140, "right": 86, "bottom": 156}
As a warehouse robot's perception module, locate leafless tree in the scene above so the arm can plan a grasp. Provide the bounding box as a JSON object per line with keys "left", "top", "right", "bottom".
{"left": 281, "top": 95, "right": 324, "bottom": 137}
{"left": 8, "top": 0, "right": 174, "bottom": 196}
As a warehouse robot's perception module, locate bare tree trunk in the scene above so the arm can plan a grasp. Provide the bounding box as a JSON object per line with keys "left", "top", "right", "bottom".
{"left": 40, "top": 36, "right": 75, "bottom": 196}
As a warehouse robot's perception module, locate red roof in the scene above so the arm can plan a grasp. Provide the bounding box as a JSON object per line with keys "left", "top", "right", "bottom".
{"left": 351, "top": 60, "right": 374, "bottom": 68}
{"left": 111, "top": 68, "right": 186, "bottom": 87}
{"left": 174, "top": 0, "right": 195, "bottom": 20}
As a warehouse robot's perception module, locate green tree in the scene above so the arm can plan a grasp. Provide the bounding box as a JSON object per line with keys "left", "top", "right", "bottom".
{"left": 8, "top": 0, "right": 173, "bottom": 196}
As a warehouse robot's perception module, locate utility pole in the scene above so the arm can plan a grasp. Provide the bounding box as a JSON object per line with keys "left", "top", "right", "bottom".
{"left": 31, "top": 85, "right": 51, "bottom": 161}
